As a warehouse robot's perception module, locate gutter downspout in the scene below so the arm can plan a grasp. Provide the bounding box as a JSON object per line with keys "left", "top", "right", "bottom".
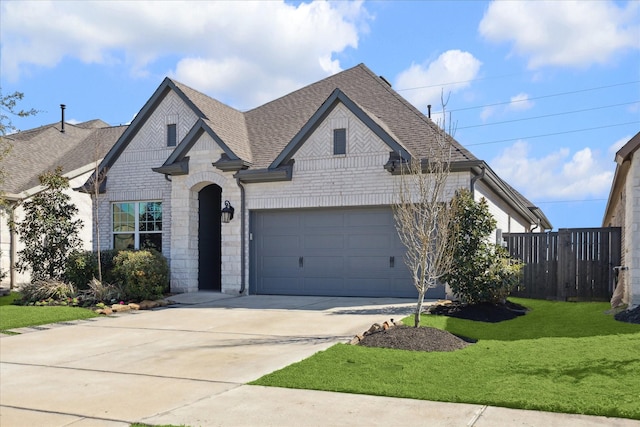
{"left": 9, "top": 203, "right": 17, "bottom": 290}
{"left": 470, "top": 166, "right": 486, "bottom": 195}
{"left": 236, "top": 177, "right": 246, "bottom": 294}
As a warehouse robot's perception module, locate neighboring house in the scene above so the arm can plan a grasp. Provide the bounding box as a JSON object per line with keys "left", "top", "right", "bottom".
{"left": 603, "top": 131, "right": 640, "bottom": 309}
{"left": 85, "top": 63, "right": 551, "bottom": 299}
{"left": 0, "top": 117, "right": 125, "bottom": 288}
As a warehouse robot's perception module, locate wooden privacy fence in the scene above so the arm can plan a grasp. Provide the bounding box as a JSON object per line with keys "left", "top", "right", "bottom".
{"left": 503, "top": 228, "right": 621, "bottom": 301}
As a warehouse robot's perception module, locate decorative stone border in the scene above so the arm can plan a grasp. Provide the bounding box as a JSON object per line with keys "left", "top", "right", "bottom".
{"left": 350, "top": 318, "right": 404, "bottom": 345}
{"left": 94, "top": 299, "right": 170, "bottom": 315}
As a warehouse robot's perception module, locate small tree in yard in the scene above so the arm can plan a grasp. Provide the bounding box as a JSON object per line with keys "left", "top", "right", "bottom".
{"left": 444, "top": 189, "right": 523, "bottom": 305}
{"left": 393, "top": 101, "right": 459, "bottom": 327}
{"left": 16, "top": 167, "right": 83, "bottom": 281}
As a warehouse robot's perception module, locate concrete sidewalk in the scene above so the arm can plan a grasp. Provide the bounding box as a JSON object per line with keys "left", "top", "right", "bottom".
{"left": 1, "top": 293, "right": 637, "bottom": 427}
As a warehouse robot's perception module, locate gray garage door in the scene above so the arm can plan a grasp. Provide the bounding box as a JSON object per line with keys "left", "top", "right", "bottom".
{"left": 250, "top": 207, "right": 445, "bottom": 298}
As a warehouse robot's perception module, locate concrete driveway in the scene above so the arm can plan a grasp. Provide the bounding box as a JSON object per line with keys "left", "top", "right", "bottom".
{"left": 1, "top": 293, "right": 636, "bottom": 427}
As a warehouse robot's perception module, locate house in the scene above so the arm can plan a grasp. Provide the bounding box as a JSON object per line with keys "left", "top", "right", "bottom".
{"left": 86, "top": 63, "right": 551, "bottom": 299}
{"left": 603, "top": 131, "right": 640, "bottom": 309}
{"left": 0, "top": 116, "right": 125, "bottom": 288}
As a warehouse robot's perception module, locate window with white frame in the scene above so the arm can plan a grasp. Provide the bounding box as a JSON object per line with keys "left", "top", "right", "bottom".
{"left": 112, "top": 201, "right": 162, "bottom": 251}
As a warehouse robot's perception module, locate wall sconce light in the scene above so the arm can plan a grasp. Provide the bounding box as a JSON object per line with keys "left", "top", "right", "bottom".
{"left": 221, "top": 200, "right": 235, "bottom": 223}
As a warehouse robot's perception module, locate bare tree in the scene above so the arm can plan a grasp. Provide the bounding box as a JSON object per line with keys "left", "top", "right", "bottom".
{"left": 88, "top": 140, "right": 108, "bottom": 283}
{"left": 393, "top": 98, "right": 459, "bottom": 327}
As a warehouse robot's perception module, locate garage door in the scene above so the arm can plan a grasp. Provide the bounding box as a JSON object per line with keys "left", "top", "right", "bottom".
{"left": 250, "top": 207, "right": 445, "bottom": 298}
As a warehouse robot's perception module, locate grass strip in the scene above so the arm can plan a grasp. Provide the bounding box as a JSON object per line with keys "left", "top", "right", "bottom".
{"left": 252, "top": 298, "right": 640, "bottom": 420}
{"left": 0, "top": 292, "right": 99, "bottom": 332}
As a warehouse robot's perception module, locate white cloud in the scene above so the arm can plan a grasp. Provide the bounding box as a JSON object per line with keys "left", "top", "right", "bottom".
{"left": 480, "top": 92, "right": 533, "bottom": 121}
{"left": 394, "top": 50, "right": 482, "bottom": 115}
{"left": 491, "top": 140, "right": 614, "bottom": 200}
{"left": 0, "top": 0, "right": 369, "bottom": 109}
{"left": 479, "top": 0, "right": 640, "bottom": 69}
{"left": 507, "top": 93, "right": 534, "bottom": 112}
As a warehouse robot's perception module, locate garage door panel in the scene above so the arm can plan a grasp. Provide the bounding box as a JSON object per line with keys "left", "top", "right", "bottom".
{"left": 303, "top": 234, "right": 344, "bottom": 250}
{"left": 346, "top": 210, "right": 390, "bottom": 226}
{"left": 262, "top": 235, "right": 300, "bottom": 252}
{"left": 303, "top": 256, "right": 344, "bottom": 275}
{"left": 259, "top": 277, "right": 300, "bottom": 294}
{"left": 348, "top": 234, "right": 393, "bottom": 250}
{"left": 303, "top": 211, "right": 344, "bottom": 227}
{"left": 262, "top": 212, "right": 301, "bottom": 229}
{"left": 262, "top": 256, "right": 300, "bottom": 274}
{"left": 347, "top": 256, "right": 390, "bottom": 272}
{"left": 303, "top": 277, "right": 344, "bottom": 293}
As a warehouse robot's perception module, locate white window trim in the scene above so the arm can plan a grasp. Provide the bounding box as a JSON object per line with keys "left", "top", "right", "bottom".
{"left": 112, "top": 201, "right": 162, "bottom": 250}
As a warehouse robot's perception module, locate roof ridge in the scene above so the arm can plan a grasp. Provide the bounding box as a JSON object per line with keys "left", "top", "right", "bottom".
{"left": 245, "top": 63, "right": 368, "bottom": 114}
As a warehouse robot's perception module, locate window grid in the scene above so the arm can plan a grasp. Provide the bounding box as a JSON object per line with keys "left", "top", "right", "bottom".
{"left": 112, "top": 201, "right": 162, "bottom": 251}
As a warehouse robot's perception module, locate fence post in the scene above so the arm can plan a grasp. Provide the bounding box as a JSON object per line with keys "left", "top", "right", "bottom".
{"left": 556, "top": 229, "right": 573, "bottom": 301}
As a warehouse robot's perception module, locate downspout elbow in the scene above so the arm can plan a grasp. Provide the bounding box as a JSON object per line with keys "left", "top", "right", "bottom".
{"left": 470, "top": 166, "right": 486, "bottom": 195}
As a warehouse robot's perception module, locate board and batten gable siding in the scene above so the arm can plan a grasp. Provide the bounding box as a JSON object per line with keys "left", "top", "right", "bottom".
{"left": 245, "top": 102, "right": 469, "bottom": 211}
{"left": 96, "top": 91, "right": 200, "bottom": 261}
{"left": 169, "top": 131, "right": 242, "bottom": 294}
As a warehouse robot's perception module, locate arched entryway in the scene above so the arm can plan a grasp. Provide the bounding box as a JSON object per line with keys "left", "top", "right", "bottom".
{"left": 198, "top": 184, "right": 222, "bottom": 291}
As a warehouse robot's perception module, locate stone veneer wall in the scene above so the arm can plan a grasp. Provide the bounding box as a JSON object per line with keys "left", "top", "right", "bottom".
{"left": 169, "top": 132, "right": 241, "bottom": 294}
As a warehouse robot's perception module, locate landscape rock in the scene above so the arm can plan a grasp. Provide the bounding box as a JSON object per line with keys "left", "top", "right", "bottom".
{"left": 111, "top": 304, "right": 131, "bottom": 312}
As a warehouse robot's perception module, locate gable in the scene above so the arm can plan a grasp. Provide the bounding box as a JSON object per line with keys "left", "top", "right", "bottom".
{"left": 97, "top": 78, "right": 206, "bottom": 175}
{"left": 295, "top": 103, "right": 392, "bottom": 160}
{"left": 269, "top": 89, "right": 408, "bottom": 169}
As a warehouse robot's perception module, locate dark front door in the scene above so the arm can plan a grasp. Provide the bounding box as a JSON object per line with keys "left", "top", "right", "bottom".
{"left": 198, "top": 184, "right": 222, "bottom": 291}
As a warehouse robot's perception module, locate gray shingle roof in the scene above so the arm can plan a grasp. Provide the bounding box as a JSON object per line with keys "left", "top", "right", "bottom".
{"left": 167, "top": 63, "right": 477, "bottom": 169}
{"left": 172, "top": 80, "right": 252, "bottom": 163}
{"left": 1, "top": 120, "right": 125, "bottom": 194}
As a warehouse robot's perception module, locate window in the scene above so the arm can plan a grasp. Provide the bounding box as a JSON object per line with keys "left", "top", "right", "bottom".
{"left": 167, "top": 124, "right": 177, "bottom": 147}
{"left": 333, "top": 128, "right": 346, "bottom": 155}
{"left": 113, "top": 201, "right": 162, "bottom": 251}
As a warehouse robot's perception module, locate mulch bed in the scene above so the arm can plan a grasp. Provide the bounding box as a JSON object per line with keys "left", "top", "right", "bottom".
{"left": 615, "top": 305, "right": 640, "bottom": 324}
{"left": 426, "top": 300, "right": 528, "bottom": 323}
{"left": 359, "top": 325, "right": 473, "bottom": 352}
{"left": 358, "top": 300, "right": 526, "bottom": 352}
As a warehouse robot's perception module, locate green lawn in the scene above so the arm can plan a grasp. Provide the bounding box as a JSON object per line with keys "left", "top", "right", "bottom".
{"left": 252, "top": 298, "right": 640, "bottom": 420}
{"left": 0, "top": 292, "right": 99, "bottom": 333}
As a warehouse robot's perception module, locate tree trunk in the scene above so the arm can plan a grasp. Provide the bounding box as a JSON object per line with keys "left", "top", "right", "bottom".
{"left": 414, "top": 292, "right": 425, "bottom": 327}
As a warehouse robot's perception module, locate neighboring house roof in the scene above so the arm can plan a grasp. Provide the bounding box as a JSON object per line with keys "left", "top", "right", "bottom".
{"left": 0, "top": 119, "right": 126, "bottom": 198}
{"left": 603, "top": 131, "right": 640, "bottom": 226}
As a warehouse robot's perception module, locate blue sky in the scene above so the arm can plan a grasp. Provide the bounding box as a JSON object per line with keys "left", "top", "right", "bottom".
{"left": 1, "top": 0, "right": 639, "bottom": 230}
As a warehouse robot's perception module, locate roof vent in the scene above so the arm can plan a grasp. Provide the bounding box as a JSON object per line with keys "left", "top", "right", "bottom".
{"left": 60, "top": 104, "right": 66, "bottom": 133}
{"left": 427, "top": 105, "right": 431, "bottom": 118}
{"left": 379, "top": 75, "right": 392, "bottom": 87}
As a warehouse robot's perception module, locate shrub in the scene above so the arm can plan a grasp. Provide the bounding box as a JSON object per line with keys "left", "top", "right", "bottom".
{"left": 65, "top": 249, "right": 119, "bottom": 289}
{"left": 112, "top": 249, "right": 169, "bottom": 301}
{"left": 444, "top": 189, "right": 523, "bottom": 305}
{"left": 19, "top": 279, "right": 76, "bottom": 303}
{"left": 79, "top": 278, "right": 124, "bottom": 305}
